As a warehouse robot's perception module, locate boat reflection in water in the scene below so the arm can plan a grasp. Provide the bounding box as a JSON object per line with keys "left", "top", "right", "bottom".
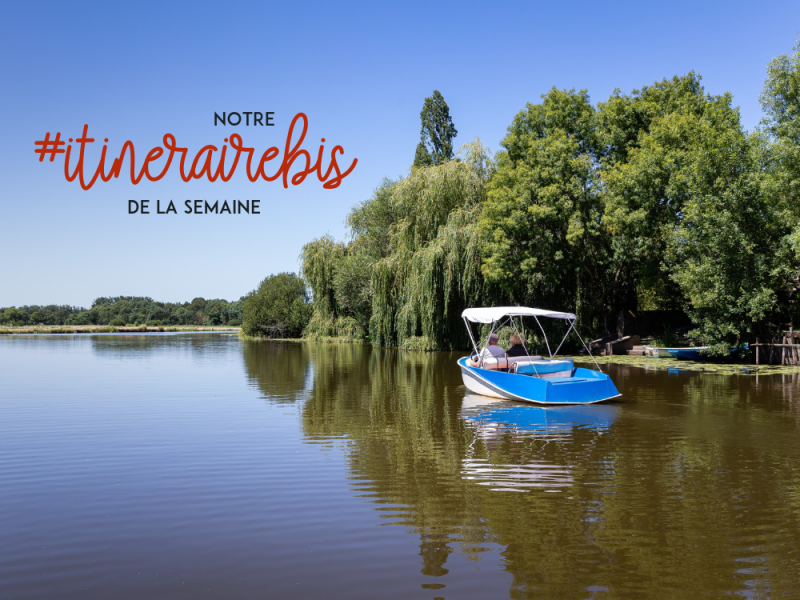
{"left": 460, "top": 394, "right": 619, "bottom": 492}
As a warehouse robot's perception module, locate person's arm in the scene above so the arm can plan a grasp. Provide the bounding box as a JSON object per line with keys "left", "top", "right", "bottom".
{"left": 470, "top": 348, "right": 486, "bottom": 366}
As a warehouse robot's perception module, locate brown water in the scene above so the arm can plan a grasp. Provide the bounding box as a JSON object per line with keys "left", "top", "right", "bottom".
{"left": 1, "top": 335, "right": 799, "bottom": 599}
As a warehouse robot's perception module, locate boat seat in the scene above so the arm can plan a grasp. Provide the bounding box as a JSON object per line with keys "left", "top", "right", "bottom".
{"left": 547, "top": 377, "right": 588, "bottom": 384}
{"left": 479, "top": 355, "right": 543, "bottom": 370}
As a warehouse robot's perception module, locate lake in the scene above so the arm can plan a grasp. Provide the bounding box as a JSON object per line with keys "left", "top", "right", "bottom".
{"left": 1, "top": 334, "right": 799, "bottom": 599}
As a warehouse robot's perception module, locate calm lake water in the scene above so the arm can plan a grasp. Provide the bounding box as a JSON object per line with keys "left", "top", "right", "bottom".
{"left": 2, "top": 334, "right": 800, "bottom": 599}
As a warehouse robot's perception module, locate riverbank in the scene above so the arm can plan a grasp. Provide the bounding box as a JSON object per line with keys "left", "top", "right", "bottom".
{"left": 0, "top": 325, "right": 241, "bottom": 335}
{"left": 575, "top": 353, "right": 800, "bottom": 375}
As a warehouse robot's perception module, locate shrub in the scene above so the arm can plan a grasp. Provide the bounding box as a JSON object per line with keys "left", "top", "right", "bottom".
{"left": 242, "top": 273, "right": 311, "bottom": 338}
{"left": 303, "top": 313, "right": 365, "bottom": 341}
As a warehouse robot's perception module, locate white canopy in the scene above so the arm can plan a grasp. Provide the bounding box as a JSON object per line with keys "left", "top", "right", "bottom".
{"left": 461, "top": 306, "right": 577, "bottom": 324}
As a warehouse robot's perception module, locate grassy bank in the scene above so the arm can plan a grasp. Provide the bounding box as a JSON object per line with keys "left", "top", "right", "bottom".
{"left": 0, "top": 325, "right": 241, "bottom": 335}
{"left": 240, "top": 335, "right": 364, "bottom": 343}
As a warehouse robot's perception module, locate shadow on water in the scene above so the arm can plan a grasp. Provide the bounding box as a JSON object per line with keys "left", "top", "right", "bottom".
{"left": 237, "top": 343, "right": 800, "bottom": 598}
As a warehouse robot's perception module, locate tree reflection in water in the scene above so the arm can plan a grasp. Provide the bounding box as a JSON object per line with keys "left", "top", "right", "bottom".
{"left": 241, "top": 339, "right": 310, "bottom": 403}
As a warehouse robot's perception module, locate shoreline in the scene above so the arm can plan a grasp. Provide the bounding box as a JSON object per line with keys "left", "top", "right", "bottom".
{"left": 4, "top": 330, "right": 798, "bottom": 375}
{"left": 0, "top": 325, "right": 241, "bottom": 335}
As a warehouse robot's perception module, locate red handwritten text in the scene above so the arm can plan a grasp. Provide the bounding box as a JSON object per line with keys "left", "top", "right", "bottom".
{"left": 34, "top": 113, "right": 357, "bottom": 191}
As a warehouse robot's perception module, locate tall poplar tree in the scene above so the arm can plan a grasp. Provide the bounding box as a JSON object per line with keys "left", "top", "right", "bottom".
{"left": 413, "top": 90, "right": 458, "bottom": 167}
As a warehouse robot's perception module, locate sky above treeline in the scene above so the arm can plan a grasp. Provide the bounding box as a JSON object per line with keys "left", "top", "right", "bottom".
{"left": 1, "top": 0, "right": 798, "bottom": 307}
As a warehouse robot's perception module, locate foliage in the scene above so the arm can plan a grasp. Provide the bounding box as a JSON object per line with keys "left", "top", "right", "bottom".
{"left": 300, "top": 140, "right": 492, "bottom": 349}
{"left": 302, "top": 313, "right": 364, "bottom": 341}
{"left": 600, "top": 75, "right": 736, "bottom": 321}
{"left": 242, "top": 273, "right": 311, "bottom": 338}
{"left": 0, "top": 296, "right": 246, "bottom": 327}
{"left": 346, "top": 178, "right": 398, "bottom": 261}
{"left": 371, "top": 140, "right": 493, "bottom": 349}
{"left": 300, "top": 235, "right": 347, "bottom": 317}
{"left": 297, "top": 51, "right": 800, "bottom": 349}
{"left": 480, "top": 87, "right": 618, "bottom": 335}
{"left": 660, "top": 113, "right": 792, "bottom": 347}
{"left": 479, "top": 71, "right": 800, "bottom": 345}
{"left": 300, "top": 234, "right": 371, "bottom": 337}
{"left": 413, "top": 142, "right": 433, "bottom": 168}
{"left": 414, "top": 90, "right": 458, "bottom": 167}
{"left": 760, "top": 42, "right": 800, "bottom": 325}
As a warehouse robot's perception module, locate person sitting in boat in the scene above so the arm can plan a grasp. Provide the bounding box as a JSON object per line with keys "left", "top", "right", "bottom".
{"left": 469, "top": 333, "right": 505, "bottom": 367}
{"left": 506, "top": 334, "right": 528, "bottom": 357}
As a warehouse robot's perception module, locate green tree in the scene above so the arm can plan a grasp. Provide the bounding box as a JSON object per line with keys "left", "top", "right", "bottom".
{"left": 346, "top": 179, "right": 398, "bottom": 261}
{"left": 372, "top": 139, "right": 492, "bottom": 348}
{"left": 332, "top": 253, "right": 373, "bottom": 333}
{"left": 599, "top": 73, "right": 723, "bottom": 313}
{"left": 2, "top": 308, "right": 26, "bottom": 326}
{"left": 415, "top": 90, "right": 458, "bottom": 167}
{"left": 190, "top": 297, "right": 206, "bottom": 313}
{"left": 301, "top": 234, "right": 348, "bottom": 318}
{"left": 663, "top": 122, "right": 792, "bottom": 347}
{"left": 480, "top": 88, "right": 617, "bottom": 333}
{"left": 760, "top": 42, "right": 800, "bottom": 326}
{"left": 242, "top": 273, "right": 312, "bottom": 338}
{"left": 413, "top": 142, "right": 433, "bottom": 168}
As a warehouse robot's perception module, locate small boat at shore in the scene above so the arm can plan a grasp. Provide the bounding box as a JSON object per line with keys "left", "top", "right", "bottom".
{"left": 644, "top": 346, "right": 676, "bottom": 358}
{"left": 459, "top": 307, "right": 620, "bottom": 405}
{"left": 667, "top": 345, "right": 746, "bottom": 360}
{"left": 667, "top": 347, "right": 709, "bottom": 360}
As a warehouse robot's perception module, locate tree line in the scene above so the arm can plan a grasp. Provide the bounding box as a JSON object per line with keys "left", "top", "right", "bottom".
{"left": 0, "top": 296, "right": 245, "bottom": 327}
{"left": 293, "top": 43, "right": 800, "bottom": 353}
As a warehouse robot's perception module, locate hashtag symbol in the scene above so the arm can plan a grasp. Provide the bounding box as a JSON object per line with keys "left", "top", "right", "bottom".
{"left": 34, "top": 132, "right": 66, "bottom": 162}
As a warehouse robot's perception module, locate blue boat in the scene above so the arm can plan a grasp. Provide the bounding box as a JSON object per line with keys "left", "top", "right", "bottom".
{"left": 459, "top": 307, "right": 620, "bottom": 405}
{"left": 667, "top": 345, "right": 746, "bottom": 360}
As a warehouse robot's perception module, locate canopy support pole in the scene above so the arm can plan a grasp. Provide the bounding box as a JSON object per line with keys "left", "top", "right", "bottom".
{"left": 464, "top": 316, "right": 480, "bottom": 359}
{"left": 533, "top": 316, "right": 553, "bottom": 359}
{"left": 572, "top": 325, "right": 604, "bottom": 373}
{"left": 552, "top": 318, "right": 576, "bottom": 358}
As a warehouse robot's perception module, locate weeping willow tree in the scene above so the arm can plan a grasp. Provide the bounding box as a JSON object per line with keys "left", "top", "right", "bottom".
{"left": 300, "top": 140, "right": 493, "bottom": 349}
{"left": 300, "top": 235, "right": 364, "bottom": 340}
{"left": 371, "top": 139, "right": 494, "bottom": 349}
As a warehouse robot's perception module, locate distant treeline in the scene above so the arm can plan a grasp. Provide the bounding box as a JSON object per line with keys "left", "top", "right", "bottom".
{"left": 0, "top": 296, "right": 245, "bottom": 327}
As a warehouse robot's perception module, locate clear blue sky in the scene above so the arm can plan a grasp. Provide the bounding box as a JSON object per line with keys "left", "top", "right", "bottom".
{"left": 1, "top": 0, "right": 797, "bottom": 307}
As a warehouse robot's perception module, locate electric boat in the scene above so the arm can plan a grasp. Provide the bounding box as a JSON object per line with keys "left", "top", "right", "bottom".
{"left": 458, "top": 306, "right": 620, "bottom": 405}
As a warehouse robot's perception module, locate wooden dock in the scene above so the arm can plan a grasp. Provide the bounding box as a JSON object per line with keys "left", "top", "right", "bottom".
{"left": 753, "top": 326, "right": 800, "bottom": 365}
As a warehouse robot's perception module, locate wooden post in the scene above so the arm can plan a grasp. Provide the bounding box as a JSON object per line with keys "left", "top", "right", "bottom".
{"left": 770, "top": 338, "right": 775, "bottom": 365}
{"left": 756, "top": 338, "right": 759, "bottom": 366}
{"left": 783, "top": 334, "right": 787, "bottom": 366}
